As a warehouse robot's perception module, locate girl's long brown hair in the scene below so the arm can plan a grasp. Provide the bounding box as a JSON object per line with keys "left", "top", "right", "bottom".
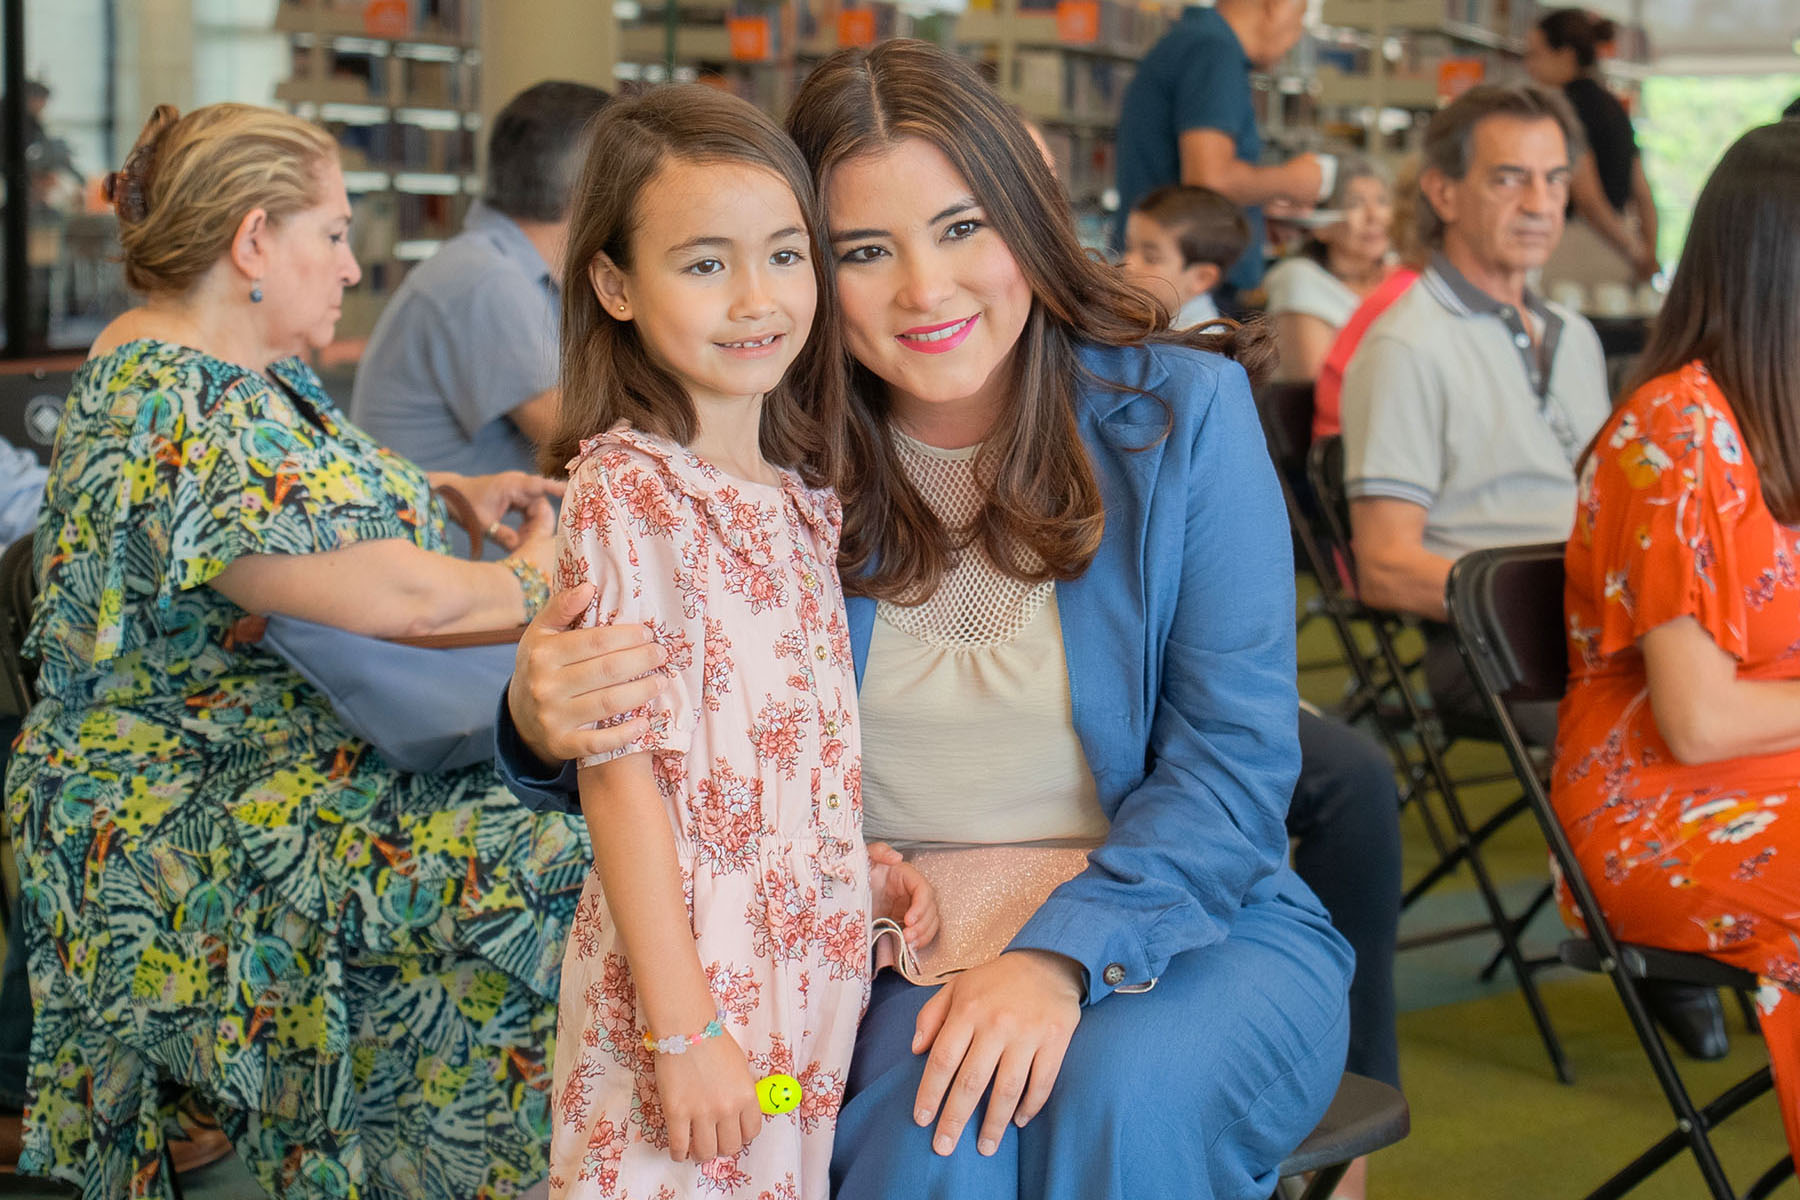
{"left": 786, "top": 39, "right": 1274, "bottom": 602}
{"left": 544, "top": 85, "right": 847, "bottom": 488}
{"left": 1607, "top": 120, "right": 1800, "bottom": 522}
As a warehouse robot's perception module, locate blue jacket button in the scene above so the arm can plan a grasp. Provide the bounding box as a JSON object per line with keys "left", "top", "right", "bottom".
{"left": 1103, "top": 963, "right": 1125, "bottom": 986}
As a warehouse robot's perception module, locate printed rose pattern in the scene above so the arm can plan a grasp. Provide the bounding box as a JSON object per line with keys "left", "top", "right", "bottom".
{"left": 548, "top": 426, "right": 869, "bottom": 1199}
{"left": 1556, "top": 362, "right": 1800, "bottom": 1155}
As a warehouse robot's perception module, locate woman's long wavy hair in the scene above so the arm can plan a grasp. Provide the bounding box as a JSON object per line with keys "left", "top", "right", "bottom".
{"left": 1607, "top": 120, "right": 1800, "bottom": 523}
{"left": 786, "top": 39, "right": 1274, "bottom": 602}
{"left": 544, "top": 85, "right": 847, "bottom": 488}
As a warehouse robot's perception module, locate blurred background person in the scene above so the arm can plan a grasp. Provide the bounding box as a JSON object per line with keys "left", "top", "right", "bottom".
{"left": 350, "top": 81, "right": 610, "bottom": 556}
{"left": 1120, "top": 184, "right": 1249, "bottom": 329}
{"left": 1262, "top": 157, "right": 1395, "bottom": 385}
{"left": 1524, "top": 8, "right": 1660, "bottom": 293}
{"left": 1114, "top": 0, "right": 1331, "bottom": 310}
{"left": 1314, "top": 159, "right": 1422, "bottom": 442}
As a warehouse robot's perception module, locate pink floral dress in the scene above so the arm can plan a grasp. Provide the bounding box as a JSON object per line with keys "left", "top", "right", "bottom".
{"left": 548, "top": 425, "right": 870, "bottom": 1200}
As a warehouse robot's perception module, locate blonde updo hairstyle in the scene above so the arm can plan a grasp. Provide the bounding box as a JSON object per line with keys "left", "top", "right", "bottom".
{"left": 104, "top": 103, "right": 339, "bottom": 295}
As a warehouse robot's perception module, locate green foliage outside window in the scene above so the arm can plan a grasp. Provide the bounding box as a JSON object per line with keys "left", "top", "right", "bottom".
{"left": 1637, "top": 74, "right": 1800, "bottom": 269}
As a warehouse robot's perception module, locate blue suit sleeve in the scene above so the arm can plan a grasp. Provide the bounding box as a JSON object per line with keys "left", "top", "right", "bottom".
{"left": 493, "top": 683, "right": 581, "bottom": 814}
{"left": 1008, "top": 360, "right": 1301, "bottom": 1003}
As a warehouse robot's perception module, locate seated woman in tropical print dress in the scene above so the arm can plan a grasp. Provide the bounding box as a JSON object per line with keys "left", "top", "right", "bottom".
{"left": 3, "top": 103, "right": 648, "bottom": 1199}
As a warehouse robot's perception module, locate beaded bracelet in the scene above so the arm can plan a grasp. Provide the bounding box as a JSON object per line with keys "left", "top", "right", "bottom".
{"left": 500, "top": 555, "right": 550, "bottom": 621}
{"left": 643, "top": 1010, "right": 727, "bottom": 1056}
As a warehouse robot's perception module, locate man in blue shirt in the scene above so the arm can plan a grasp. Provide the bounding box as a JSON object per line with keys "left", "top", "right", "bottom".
{"left": 1115, "top": 0, "right": 1329, "bottom": 298}
{"left": 352, "top": 81, "right": 610, "bottom": 544}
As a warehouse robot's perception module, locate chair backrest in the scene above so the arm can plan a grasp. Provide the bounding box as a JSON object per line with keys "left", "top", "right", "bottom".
{"left": 1446, "top": 543, "right": 1569, "bottom": 706}
{"left": 0, "top": 533, "right": 38, "bottom": 718}
{"left": 1306, "top": 434, "right": 1360, "bottom": 586}
{"left": 1444, "top": 543, "right": 1630, "bottom": 952}
{"left": 1255, "top": 381, "right": 1316, "bottom": 495}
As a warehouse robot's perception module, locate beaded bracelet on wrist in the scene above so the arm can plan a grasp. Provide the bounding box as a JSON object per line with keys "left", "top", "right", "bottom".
{"left": 500, "top": 555, "right": 550, "bottom": 621}
{"left": 643, "top": 1009, "right": 727, "bottom": 1056}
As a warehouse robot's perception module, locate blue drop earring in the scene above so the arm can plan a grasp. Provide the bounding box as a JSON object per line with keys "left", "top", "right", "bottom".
{"left": 250, "top": 281, "right": 264, "bottom": 303}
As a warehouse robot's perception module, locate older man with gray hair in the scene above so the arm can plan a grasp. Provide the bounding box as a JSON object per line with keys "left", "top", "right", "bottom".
{"left": 1339, "top": 81, "right": 1731, "bottom": 1063}
{"left": 352, "top": 80, "right": 610, "bottom": 554}
{"left": 1342, "top": 83, "right": 1606, "bottom": 667}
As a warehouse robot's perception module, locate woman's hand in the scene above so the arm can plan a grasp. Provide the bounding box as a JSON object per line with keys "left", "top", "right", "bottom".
{"left": 868, "top": 842, "right": 940, "bottom": 950}
{"left": 654, "top": 1033, "right": 764, "bottom": 1163}
{"left": 509, "top": 584, "right": 671, "bottom": 766}
{"left": 434, "top": 470, "right": 564, "bottom": 553}
{"left": 911, "top": 949, "right": 1083, "bottom": 1158}
{"left": 509, "top": 528, "right": 558, "bottom": 579}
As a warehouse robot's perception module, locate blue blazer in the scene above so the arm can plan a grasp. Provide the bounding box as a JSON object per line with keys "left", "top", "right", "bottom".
{"left": 496, "top": 340, "right": 1324, "bottom": 1004}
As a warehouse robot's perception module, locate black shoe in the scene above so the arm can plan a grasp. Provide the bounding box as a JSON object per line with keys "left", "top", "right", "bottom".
{"left": 1641, "top": 980, "right": 1730, "bottom": 1061}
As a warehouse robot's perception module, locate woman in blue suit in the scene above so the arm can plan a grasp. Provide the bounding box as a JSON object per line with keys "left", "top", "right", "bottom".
{"left": 500, "top": 40, "right": 1354, "bottom": 1200}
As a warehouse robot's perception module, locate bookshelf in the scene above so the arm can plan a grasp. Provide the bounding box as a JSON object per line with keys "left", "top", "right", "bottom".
{"left": 1309, "top": 0, "right": 1648, "bottom": 155}
{"left": 612, "top": 0, "right": 930, "bottom": 119}
{"left": 954, "top": 0, "right": 1177, "bottom": 230}
{"left": 274, "top": 0, "right": 482, "bottom": 337}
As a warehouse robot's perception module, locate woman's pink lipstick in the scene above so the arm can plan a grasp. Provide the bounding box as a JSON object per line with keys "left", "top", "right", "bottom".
{"left": 896, "top": 314, "right": 978, "bottom": 355}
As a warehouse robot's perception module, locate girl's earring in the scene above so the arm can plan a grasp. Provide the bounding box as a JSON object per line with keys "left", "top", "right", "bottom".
{"left": 616, "top": 303, "right": 627, "bottom": 313}
{"left": 250, "top": 281, "right": 264, "bottom": 303}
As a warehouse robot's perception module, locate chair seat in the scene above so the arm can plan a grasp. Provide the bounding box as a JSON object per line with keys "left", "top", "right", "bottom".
{"left": 1278, "top": 1073, "right": 1410, "bottom": 1179}
{"left": 1558, "top": 939, "right": 1760, "bottom": 992}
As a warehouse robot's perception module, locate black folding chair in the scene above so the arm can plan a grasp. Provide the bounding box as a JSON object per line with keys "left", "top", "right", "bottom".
{"left": 1307, "top": 436, "right": 1571, "bottom": 1083}
{"left": 1274, "top": 1072, "right": 1410, "bottom": 1200}
{"left": 1448, "top": 543, "right": 1792, "bottom": 1200}
{"left": 1, "top": 533, "right": 37, "bottom": 937}
{"left": 0, "top": 532, "right": 34, "bottom": 719}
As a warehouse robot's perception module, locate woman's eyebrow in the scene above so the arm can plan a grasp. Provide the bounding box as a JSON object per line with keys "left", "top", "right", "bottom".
{"left": 830, "top": 198, "right": 980, "bottom": 243}
{"left": 830, "top": 224, "right": 886, "bottom": 243}
{"left": 929, "top": 198, "right": 978, "bottom": 224}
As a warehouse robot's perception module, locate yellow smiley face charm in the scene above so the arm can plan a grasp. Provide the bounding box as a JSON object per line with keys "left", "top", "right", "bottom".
{"left": 757, "top": 1073, "right": 803, "bottom": 1116}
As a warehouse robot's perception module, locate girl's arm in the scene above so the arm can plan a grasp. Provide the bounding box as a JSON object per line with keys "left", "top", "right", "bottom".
{"left": 579, "top": 754, "right": 762, "bottom": 1162}
{"left": 210, "top": 537, "right": 548, "bottom": 638}
{"left": 1641, "top": 617, "right": 1800, "bottom": 764}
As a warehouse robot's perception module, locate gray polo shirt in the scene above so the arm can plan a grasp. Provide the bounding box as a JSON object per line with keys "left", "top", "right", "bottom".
{"left": 351, "top": 203, "right": 559, "bottom": 481}
{"left": 1339, "top": 252, "right": 1611, "bottom": 560}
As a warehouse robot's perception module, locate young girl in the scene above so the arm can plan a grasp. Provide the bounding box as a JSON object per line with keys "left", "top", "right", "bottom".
{"left": 542, "top": 86, "right": 935, "bottom": 1199}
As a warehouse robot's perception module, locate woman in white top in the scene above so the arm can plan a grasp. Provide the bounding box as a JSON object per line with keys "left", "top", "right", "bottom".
{"left": 1263, "top": 158, "right": 1394, "bottom": 383}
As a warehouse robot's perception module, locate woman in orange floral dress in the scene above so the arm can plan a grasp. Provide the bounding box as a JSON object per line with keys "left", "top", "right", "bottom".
{"left": 1555, "top": 119, "right": 1800, "bottom": 1168}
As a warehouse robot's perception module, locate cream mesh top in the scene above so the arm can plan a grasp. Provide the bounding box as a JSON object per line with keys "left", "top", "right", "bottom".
{"left": 859, "top": 430, "right": 1107, "bottom": 846}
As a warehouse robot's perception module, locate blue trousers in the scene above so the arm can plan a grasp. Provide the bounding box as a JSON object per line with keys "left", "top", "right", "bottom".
{"left": 1291, "top": 710, "right": 1402, "bottom": 1088}
{"left": 832, "top": 895, "right": 1351, "bottom": 1200}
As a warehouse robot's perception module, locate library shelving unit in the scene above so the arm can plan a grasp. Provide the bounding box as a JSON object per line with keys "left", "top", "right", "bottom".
{"left": 1309, "top": 0, "right": 1648, "bottom": 156}
{"left": 953, "top": 0, "right": 1176, "bottom": 230}
{"left": 612, "top": 0, "right": 932, "bottom": 118}
{"left": 274, "top": 0, "right": 481, "bottom": 338}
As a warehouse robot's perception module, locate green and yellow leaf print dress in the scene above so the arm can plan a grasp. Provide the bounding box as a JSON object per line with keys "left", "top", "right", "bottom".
{"left": 4, "top": 339, "right": 590, "bottom": 1200}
